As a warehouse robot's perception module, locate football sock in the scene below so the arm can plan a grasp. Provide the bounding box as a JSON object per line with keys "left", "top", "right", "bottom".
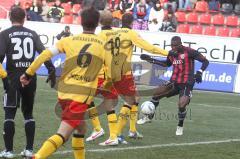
{"left": 35, "top": 134, "right": 64, "bottom": 158}
{"left": 178, "top": 107, "right": 187, "bottom": 127}
{"left": 72, "top": 134, "right": 85, "bottom": 159}
{"left": 151, "top": 98, "right": 159, "bottom": 108}
{"left": 25, "top": 119, "right": 35, "bottom": 150}
{"left": 89, "top": 103, "right": 102, "bottom": 132}
{"left": 117, "top": 105, "right": 131, "bottom": 136}
{"left": 3, "top": 120, "right": 15, "bottom": 151}
{"left": 107, "top": 111, "right": 117, "bottom": 140}
{"left": 129, "top": 104, "right": 138, "bottom": 133}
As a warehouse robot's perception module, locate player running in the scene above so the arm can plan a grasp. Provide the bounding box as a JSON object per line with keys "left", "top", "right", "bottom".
{"left": 99, "top": 13, "right": 169, "bottom": 146}
{"left": 138, "top": 36, "right": 209, "bottom": 136}
{"left": 0, "top": 6, "right": 55, "bottom": 158}
{"left": 20, "top": 7, "right": 105, "bottom": 159}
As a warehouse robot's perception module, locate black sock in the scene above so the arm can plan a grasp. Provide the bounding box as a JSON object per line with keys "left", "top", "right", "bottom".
{"left": 25, "top": 119, "right": 35, "bottom": 150}
{"left": 178, "top": 108, "right": 187, "bottom": 127}
{"left": 3, "top": 120, "right": 15, "bottom": 151}
{"left": 151, "top": 98, "right": 159, "bottom": 108}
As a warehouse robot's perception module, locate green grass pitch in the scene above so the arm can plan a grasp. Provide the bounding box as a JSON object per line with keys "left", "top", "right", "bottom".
{"left": 0, "top": 77, "right": 240, "bottom": 159}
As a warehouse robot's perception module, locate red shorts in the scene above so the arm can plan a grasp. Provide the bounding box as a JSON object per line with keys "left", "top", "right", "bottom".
{"left": 113, "top": 74, "right": 136, "bottom": 97}
{"left": 96, "top": 78, "right": 118, "bottom": 99}
{"left": 58, "top": 99, "right": 88, "bottom": 128}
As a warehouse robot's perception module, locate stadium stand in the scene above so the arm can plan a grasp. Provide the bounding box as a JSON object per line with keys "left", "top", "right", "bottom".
{"left": 217, "top": 27, "right": 230, "bottom": 37}
{"left": 175, "top": 11, "right": 186, "bottom": 23}
{"left": 60, "top": 15, "right": 73, "bottom": 24}
{"left": 199, "top": 13, "right": 212, "bottom": 25}
{"left": 176, "top": 24, "right": 190, "bottom": 33}
{"left": 230, "top": 28, "right": 240, "bottom": 37}
{"left": 72, "top": 4, "right": 81, "bottom": 15}
{"left": 234, "top": 3, "right": 240, "bottom": 15}
{"left": 190, "top": 25, "right": 203, "bottom": 34}
{"left": 212, "top": 14, "right": 225, "bottom": 26}
{"left": 203, "top": 25, "right": 216, "bottom": 36}
{"left": 220, "top": 3, "right": 234, "bottom": 14}
{"left": 186, "top": 12, "right": 198, "bottom": 24}
{"left": 225, "top": 15, "right": 239, "bottom": 27}
{"left": 195, "top": 0, "right": 209, "bottom": 12}
{"left": 61, "top": 2, "right": 72, "bottom": 15}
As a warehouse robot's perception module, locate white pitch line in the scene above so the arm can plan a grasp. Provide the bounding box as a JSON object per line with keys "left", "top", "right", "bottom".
{"left": 195, "top": 103, "right": 240, "bottom": 110}
{"left": 53, "top": 138, "right": 240, "bottom": 155}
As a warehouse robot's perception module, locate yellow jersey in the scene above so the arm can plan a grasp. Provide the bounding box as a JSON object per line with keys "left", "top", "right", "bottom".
{"left": 26, "top": 33, "right": 105, "bottom": 104}
{"left": 97, "top": 27, "right": 117, "bottom": 79}
{"left": 104, "top": 27, "right": 168, "bottom": 81}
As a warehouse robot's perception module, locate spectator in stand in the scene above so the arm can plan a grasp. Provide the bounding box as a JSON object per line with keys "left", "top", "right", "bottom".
{"left": 164, "top": 0, "right": 178, "bottom": 12}
{"left": 47, "top": 0, "right": 64, "bottom": 23}
{"left": 133, "top": 0, "right": 151, "bottom": 30}
{"left": 94, "top": 0, "right": 108, "bottom": 10}
{"left": 148, "top": 0, "right": 164, "bottom": 32}
{"left": 41, "top": 0, "right": 50, "bottom": 22}
{"left": 25, "top": 1, "right": 43, "bottom": 21}
{"left": 56, "top": 26, "right": 73, "bottom": 40}
{"left": 112, "top": 0, "right": 135, "bottom": 27}
{"left": 107, "top": 0, "right": 120, "bottom": 11}
{"left": 30, "top": 0, "right": 43, "bottom": 16}
{"left": 178, "top": 0, "right": 196, "bottom": 10}
{"left": 208, "top": 0, "right": 220, "bottom": 11}
{"left": 160, "top": 9, "right": 177, "bottom": 32}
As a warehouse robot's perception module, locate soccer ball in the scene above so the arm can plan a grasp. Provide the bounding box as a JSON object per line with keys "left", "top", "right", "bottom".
{"left": 140, "top": 101, "right": 155, "bottom": 115}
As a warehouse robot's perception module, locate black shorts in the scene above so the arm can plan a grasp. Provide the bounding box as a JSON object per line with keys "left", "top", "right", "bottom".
{"left": 165, "top": 82, "right": 193, "bottom": 98}
{"left": 3, "top": 78, "right": 36, "bottom": 110}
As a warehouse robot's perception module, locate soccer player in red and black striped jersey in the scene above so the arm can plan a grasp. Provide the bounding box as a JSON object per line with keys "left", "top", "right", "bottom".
{"left": 138, "top": 36, "right": 209, "bottom": 136}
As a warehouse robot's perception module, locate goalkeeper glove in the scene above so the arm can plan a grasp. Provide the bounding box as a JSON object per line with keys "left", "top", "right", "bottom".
{"left": 194, "top": 70, "right": 202, "bottom": 83}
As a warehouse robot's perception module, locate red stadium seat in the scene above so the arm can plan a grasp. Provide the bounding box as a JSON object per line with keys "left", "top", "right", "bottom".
{"left": 204, "top": 26, "right": 216, "bottom": 36}
{"left": 186, "top": 12, "right": 198, "bottom": 24}
{"left": 195, "top": 1, "right": 209, "bottom": 12}
{"left": 199, "top": 13, "right": 211, "bottom": 25}
{"left": 177, "top": 24, "right": 190, "bottom": 33}
{"left": 229, "top": 28, "right": 240, "bottom": 37}
{"left": 61, "top": 3, "right": 72, "bottom": 15}
{"left": 72, "top": 4, "right": 81, "bottom": 14}
{"left": 226, "top": 15, "right": 238, "bottom": 27}
{"left": 217, "top": 27, "right": 230, "bottom": 37}
{"left": 73, "top": 16, "right": 81, "bottom": 25}
{"left": 212, "top": 14, "right": 225, "bottom": 25}
{"left": 0, "top": 9, "right": 7, "bottom": 19}
{"left": 60, "top": 15, "right": 73, "bottom": 24}
{"left": 175, "top": 11, "right": 186, "bottom": 23}
{"left": 190, "top": 25, "right": 203, "bottom": 34}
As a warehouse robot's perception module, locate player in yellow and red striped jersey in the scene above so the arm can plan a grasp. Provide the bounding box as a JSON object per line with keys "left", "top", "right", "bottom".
{"left": 20, "top": 7, "right": 105, "bottom": 159}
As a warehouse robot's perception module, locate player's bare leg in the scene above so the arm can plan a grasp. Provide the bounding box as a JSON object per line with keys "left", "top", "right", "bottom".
{"left": 137, "top": 83, "right": 174, "bottom": 125}
{"left": 176, "top": 96, "right": 190, "bottom": 136}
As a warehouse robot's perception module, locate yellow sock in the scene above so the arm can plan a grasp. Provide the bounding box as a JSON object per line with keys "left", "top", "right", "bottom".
{"left": 89, "top": 106, "right": 102, "bottom": 132}
{"left": 130, "top": 105, "right": 138, "bottom": 133}
{"left": 117, "top": 105, "right": 131, "bottom": 136}
{"left": 35, "top": 134, "right": 64, "bottom": 159}
{"left": 107, "top": 111, "right": 117, "bottom": 140}
{"left": 72, "top": 134, "right": 85, "bottom": 159}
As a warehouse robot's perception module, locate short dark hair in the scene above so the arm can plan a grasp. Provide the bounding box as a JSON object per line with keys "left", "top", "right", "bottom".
{"left": 81, "top": 7, "right": 100, "bottom": 31}
{"left": 122, "top": 13, "right": 134, "bottom": 28}
{"left": 171, "top": 36, "right": 182, "bottom": 45}
{"left": 100, "top": 10, "right": 113, "bottom": 26}
{"left": 9, "top": 6, "right": 26, "bottom": 23}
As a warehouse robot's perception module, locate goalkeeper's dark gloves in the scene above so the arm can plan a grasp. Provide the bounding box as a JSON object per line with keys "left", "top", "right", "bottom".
{"left": 46, "top": 67, "right": 56, "bottom": 88}
{"left": 194, "top": 70, "right": 203, "bottom": 83}
{"left": 140, "top": 54, "right": 155, "bottom": 64}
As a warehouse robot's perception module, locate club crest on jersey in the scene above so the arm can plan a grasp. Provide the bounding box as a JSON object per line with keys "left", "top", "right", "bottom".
{"left": 180, "top": 54, "right": 185, "bottom": 59}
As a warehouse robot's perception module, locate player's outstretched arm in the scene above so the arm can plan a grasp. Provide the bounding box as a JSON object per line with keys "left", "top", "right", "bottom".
{"left": 140, "top": 54, "right": 170, "bottom": 67}
{"left": 130, "top": 30, "right": 168, "bottom": 56}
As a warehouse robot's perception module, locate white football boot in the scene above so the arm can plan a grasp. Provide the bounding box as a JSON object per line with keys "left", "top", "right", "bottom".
{"left": 176, "top": 126, "right": 184, "bottom": 136}
{"left": 99, "top": 138, "right": 119, "bottom": 146}
{"left": 137, "top": 115, "right": 152, "bottom": 125}
{"left": 20, "top": 149, "right": 33, "bottom": 157}
{"left": 128, "top": 131, "right": 143, "bottom": 139}
{"left": 86, "top": 128, "right": 105, "bottom": 142}
{"left": 0, "top": 150, "right": 15, "bottom": 158}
